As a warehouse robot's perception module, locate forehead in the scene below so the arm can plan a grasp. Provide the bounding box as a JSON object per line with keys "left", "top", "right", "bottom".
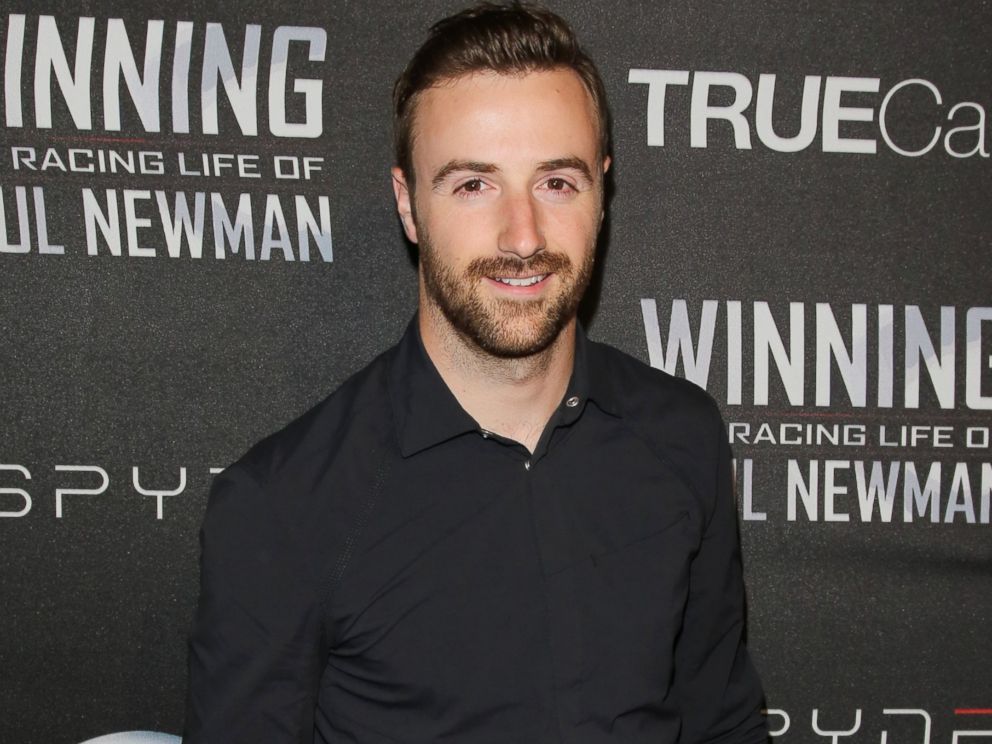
{"left": 409, "top": 68, "right": 600, "bottom": 172}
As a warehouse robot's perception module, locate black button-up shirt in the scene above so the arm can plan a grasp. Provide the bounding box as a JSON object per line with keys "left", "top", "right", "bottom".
{"left": 185, "top": 319, "right": 766, "bottom": 744}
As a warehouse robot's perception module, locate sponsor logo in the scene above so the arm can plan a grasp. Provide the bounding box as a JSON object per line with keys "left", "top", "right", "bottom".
{"left": 640, "top": 300, "right": 992, "bottom": 410}
{"left": 629, "top": 70, "right": 989, "bottom": 158}
{"left": 1, "top": 14, "right": 334, "bottom": 263}
{"left": 641, "top": 300, "right": 992, "bottom": 525}
{"left": 4, "top": 14, "right": 326, "bottom": 137}
{"left": 0, "top": 184, "right": 334, "bottom": 261}
{"left": 763, "top": 707, "right": 992, "bottom": 743}
{"left": 0, "top": 463, "right": 223, "bottom": 519}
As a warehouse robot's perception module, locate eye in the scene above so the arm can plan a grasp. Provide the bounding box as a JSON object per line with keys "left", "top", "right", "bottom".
{"left": 453, "top": 178, "right": 490, "bottom": 197}
{"left": 539, "top": 176, "right": 578, "bottom": 198}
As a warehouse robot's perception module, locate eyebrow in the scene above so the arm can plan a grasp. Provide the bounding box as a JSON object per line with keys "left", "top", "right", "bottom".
{"left": 536, "top": 157, "right": 594, "bottom": 182}
{"left": 432, "top": 160, "right": 499, "bottom": 189}
{"left": 430, "top": 156, "right": 595, "bottom": 190}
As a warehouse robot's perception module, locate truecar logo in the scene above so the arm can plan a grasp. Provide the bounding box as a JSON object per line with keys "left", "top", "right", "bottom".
{"left": 628, "top": 70, "right": 990, "bottom": 158}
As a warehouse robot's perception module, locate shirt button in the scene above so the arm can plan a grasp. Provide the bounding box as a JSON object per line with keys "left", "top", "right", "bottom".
{"left": 565, "top": 396, "right": 580, "bottom": 408}
{"left": 480, "top": 429, "right": 492, "bottom": 439}
{"left": 524, "top": 460, "right": 531, "bottom": 471}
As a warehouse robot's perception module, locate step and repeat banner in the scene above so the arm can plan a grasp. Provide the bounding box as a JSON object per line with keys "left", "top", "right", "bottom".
{"left": 1, "top": 1, "right": 989, "bottom": 742}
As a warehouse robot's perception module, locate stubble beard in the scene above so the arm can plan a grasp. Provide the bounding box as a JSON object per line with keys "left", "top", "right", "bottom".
{"left": 418, "top": 230, "right": 596, "bottom": 359}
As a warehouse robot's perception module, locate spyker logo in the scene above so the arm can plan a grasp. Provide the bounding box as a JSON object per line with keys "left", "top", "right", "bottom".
{"left": 68, "top": 711, "right": 992, "bottom": 743}
{"left": 78, "top": 734, "right": 180, "bottom": 744}
{"left": 763, "top": 707, "right": 992, "bottom": 743}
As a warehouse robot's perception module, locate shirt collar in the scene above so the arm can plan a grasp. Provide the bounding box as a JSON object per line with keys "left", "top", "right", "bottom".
{"left": 389, "top": 318, "right": 479, "bottom": 458}
{"left": 569, "top": 324, "right": 624, "bottom": 420}
{"left": 389, "top": 317, "right": 623, "bottom": 458}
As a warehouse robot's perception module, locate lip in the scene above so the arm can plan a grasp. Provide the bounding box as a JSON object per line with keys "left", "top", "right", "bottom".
{"left": 484, "top": 273, "right": 553, "bottom": 295}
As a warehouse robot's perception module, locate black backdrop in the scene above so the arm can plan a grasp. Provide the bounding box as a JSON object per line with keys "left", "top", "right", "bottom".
{"left": 2, "top": 2, "right": 990, "bottom": 742}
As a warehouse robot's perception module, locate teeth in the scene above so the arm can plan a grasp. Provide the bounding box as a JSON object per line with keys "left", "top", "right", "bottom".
{"left": 496, "top": 274, "right": 546, "bottom": 287}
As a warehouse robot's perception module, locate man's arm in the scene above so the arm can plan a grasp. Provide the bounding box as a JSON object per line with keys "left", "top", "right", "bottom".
{"left": 184, "top": 465, "right": 327, "bottom": 743}
{"left": 672, "top": 411, "right": 768, "bottom": 744}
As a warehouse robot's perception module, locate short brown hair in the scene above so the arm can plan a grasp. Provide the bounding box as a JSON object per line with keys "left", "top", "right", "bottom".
{"left": 392, "top": 2, "right": 610, "bottom": 189}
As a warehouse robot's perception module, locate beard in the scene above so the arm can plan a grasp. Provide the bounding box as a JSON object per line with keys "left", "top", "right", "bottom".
{"left": 418, "top": 230, "right": 595, "bottom": 359}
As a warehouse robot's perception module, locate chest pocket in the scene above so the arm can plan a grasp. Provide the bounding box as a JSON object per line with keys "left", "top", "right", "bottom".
{"left": 576, "top": 509, "right": 695, "bottom": 726}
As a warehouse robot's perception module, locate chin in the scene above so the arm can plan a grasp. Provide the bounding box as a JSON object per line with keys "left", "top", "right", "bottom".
{"left": 470, "top": 317, "right": 570, "bottom": 359}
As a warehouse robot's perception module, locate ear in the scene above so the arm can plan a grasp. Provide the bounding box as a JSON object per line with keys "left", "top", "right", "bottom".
{"left": 599, "top": 156, "right": 612, "bottom": 226}
{"left": 391, "top": 167, "right": 419, "bottom": 244}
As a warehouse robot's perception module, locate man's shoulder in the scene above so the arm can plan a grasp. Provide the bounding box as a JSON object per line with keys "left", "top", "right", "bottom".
{"left": 587, "top": 338, "right": 727, "bottom": 507}
{"left": 230, "top": 342, "right": 400, "bottom": 489}
{"left": 587, "top": 336, "right": 722, "bottom": 429}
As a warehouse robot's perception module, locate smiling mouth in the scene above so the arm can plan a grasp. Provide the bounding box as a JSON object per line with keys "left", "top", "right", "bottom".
{"left": 493, "top": 274, "right": 548, "bottom": 287}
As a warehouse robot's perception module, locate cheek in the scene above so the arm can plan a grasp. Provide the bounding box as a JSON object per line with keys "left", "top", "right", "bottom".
{"left": 545, "top": 208, "right": 601, "bottom": 247}
{"left": 427, "top": 205, "right": 497, "bottom": 250}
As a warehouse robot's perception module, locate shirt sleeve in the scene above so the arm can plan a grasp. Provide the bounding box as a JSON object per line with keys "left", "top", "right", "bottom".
{"left": 672, "top": 410, "right": 768, "bottom": 744}
{"left": 184, "top": 465, "right": 327, "bottom": 744}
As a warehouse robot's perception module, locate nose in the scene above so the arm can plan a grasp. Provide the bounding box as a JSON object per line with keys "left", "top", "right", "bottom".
{"left": 498, "top": 192, "right": 545, "bottom": 259}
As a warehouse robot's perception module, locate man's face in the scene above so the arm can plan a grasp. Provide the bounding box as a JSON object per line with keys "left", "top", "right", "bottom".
{"left": 392, "top": 68, "right": 609, "bottom": 358}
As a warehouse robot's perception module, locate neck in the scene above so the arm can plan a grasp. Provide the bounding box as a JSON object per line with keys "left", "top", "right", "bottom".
{"left": 419, "top": 304, "right": 576, "bottom": 454}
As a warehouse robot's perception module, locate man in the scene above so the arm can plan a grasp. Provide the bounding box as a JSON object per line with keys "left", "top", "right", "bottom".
{"left": 185, "top": 3, "right": 767, "bottom": 743}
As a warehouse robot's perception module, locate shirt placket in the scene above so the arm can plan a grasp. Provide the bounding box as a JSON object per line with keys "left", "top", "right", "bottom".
{"left": 481, "top": 393, "right": 589, "bottom": 740}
